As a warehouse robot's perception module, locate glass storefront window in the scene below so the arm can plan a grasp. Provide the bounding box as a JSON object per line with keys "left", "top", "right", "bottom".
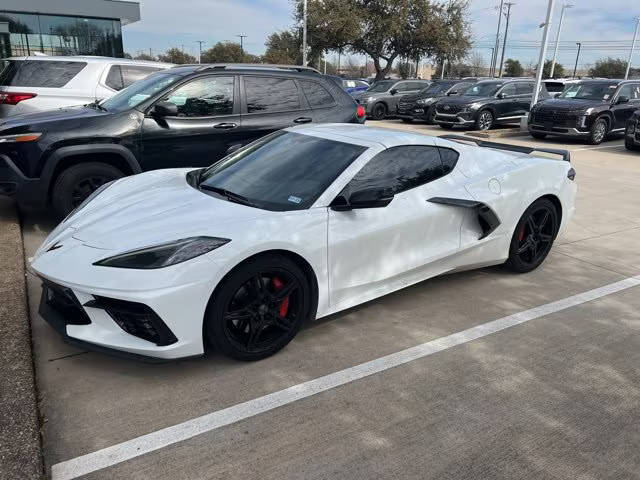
{"left": 0, "top": 12, "right": 124, "bottom": 58}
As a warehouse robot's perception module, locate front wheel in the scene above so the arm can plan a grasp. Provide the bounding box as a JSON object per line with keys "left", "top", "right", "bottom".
{"left": 587, "top": 117, "right": 608, "bottom": 145}
{"left": 475, "top": 110, "right": 494, "bottom": 131}
{"left": 505, "top": 198, "right": 559, "bottom": 273}
{"left": 371, "top": 103, "right": 387, "bottom": 120}
{"left": 205, "top": 255, "right": 311, "bottom": 361}
{"left": 625, "top": 137, "right": 639, "bottom": 151}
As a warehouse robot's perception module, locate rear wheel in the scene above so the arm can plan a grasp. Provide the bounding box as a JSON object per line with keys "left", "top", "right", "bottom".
{"left": 371, "top": 102, "right": 387, "bottom": 120}
{"left": 530, "top": 132, "right": 547, "bottom": 139}
{"left": 505, "top": 198, "right": 559, "bottom": 273}
{"left": 587, "top": 117, "right": 608, "bottom": 145}
{"left": 475, "top": 110, "right": 494, "bottom": 131}
{"left": 205, "top": 255, "right": 311, "bottom": 361}
{"left": 625, "top": 137, "right": 639, "bottom": 151}
{"left": 51, "top": 162, "right": 124, "bottom": 218}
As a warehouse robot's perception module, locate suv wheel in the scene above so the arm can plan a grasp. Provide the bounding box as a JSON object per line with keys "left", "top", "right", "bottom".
{"left": 475, "top": 110, "right": 494, "bottom": 131}
{"left": 587, "top": 117, "right": 608, "bottom": 145}
{"left": 52, "top": 162, "right": 124, "bottom": 218}
{"left": 626, "top": 137, "right": 639, "bottom": 151}
{"left": 371, "top": 103, "right": 387, "bottom": 120}
{"left": 425, "top": 107, "right": 437, "bottom": 124}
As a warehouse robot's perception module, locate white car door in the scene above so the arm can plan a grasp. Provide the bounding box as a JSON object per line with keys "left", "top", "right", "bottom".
{"left": 327, "top": 144, "right": 473, "bottom": 310}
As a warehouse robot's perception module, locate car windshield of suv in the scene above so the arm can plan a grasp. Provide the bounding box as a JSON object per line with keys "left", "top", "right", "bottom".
{"left": 420, "top": 82, "right": 455, "bottom": 95}
{"left": 367, "top": 81, "right": 394, "bottom": 93}
{"left": 198, "top": 131, "right": 366, "bottom": 211}
{"left": 100, "top": 72, "right": 183, "bottom": 112}
{"left": 464, "top": 82, "right": 503, "bottom": 97}
{"left": 559, "top": 83, "right": 618, "bottom": 101}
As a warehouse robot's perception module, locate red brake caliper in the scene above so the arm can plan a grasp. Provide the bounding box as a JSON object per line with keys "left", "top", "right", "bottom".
{"left": 272, "top": 277, "right": 290, "bottom": 317}
{"left": 518, "top": 227, "right": 525, "bottom": 242}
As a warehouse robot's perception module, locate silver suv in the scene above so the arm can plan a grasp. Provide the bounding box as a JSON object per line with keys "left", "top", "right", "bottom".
{"left": 352, "top": 79, "right": 431, "bottom": 119}
{"left": 0, "top": 56, "right": 173, "bottom": 117}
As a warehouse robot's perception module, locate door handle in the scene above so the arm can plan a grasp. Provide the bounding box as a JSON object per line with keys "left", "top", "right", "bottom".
{"left": 293, "top": 117, "right": 313, "bottom": 124}
{"left": 214, "top": 122, "right": 237, "bottom": 129}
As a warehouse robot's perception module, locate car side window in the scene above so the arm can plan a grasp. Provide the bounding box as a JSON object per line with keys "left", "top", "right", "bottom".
{"left": 162, "top": 76, "right": 234, "bottom": 117}
{"left": 245, "top": 76, "right": 300, "bottom": 113}
{"left": 105, "top": 65, "right": 124, "bottom": 90}
{"left": 618, "top": 83, "right": 640, "bottom": 101}
{"left": 516, "top": 82, "right": 534, "bottom": 95}
{"left": 452, "top": 82, "right": 471, "bottom": 94}
{"left": 342, "top": 145, "right": 448, "bottom": 197}
{"left": 438, "top": 148, "right": 459, "bottom": 174}
{"left": 299, "top": 80, "right": 335, "bottom": 107}
{"left": 499, "top": 83, "right": 517, "bottom": 97}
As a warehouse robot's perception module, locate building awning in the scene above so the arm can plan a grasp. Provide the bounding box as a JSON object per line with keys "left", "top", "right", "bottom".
{"left": 1, "top": 0, "right": 141, "bottom": 25}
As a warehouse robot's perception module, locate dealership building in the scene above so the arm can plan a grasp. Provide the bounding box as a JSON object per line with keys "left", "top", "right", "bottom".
{"left": 0, "top": 0, "right": 140, "bottom": 58}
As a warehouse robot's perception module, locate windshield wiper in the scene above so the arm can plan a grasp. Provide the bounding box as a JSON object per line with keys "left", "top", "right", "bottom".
{"left": 88, "top": 99, "right": 107, "bottom": 111}
{"left": 199, "top": 184, "right": 256, "bottom": 207}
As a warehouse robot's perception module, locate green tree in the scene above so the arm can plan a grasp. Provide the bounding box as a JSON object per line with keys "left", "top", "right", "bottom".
{"left": 134, "top": 53, "right": 156, "bottom": 61}
{"left": 589, "top": 58, "right": 627, "bottom": 78}
{"left": 263, "top": 30, "right": 301, "bottom": 65}
{"left": 157, "top": 48, "right": 196, "bottom": 65}
{"left": 503, "top": 58, "right": 524, "bottom": 77}
{"left": 201, "top": 41, "right": 259, "bottom": 63}
{"left": 542, "top": 59, "right": 564, "bottom": 79}
{"left": 294, "top": 0, "right": 471, "bottom": 81}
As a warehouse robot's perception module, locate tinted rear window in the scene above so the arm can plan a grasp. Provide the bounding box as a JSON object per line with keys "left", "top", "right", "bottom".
{"left": 245, "top": 77, "right": 300, "bottom": 113}
{"left": 300, "top": 80, "right": 334, "bottom": 107}
{"left": 0, "top": 60, "right": 87, "bottom": 88}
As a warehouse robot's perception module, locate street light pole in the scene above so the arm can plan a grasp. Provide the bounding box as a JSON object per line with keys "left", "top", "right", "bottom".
{"left": 625, "top": 17, "right": 640, "bottom": 80}
{"left": 196, "top": 40, "right": 205, "bottom": 64}
{"left": 573, "top": 42, "right": 582, "bottom": 77}
{"left": 492, "top": 0, "right": 505, "bottom": 76}
{"left": 498, "top": 2, "right": 515, "bottom": 78}
{"left": 302, "top": 0, "right": 308, "bottom": 66}
{"left": 236, "top": 34, "right": 247, "bottom": 58}
{"left": 550, "top": 3, "right": 573, "bottom": 78}
{"left": 531, "top": 0, "right": 555, "bottom": 108}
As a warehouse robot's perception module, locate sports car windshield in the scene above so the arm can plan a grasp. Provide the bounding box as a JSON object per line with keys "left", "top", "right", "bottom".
{"left": 367, "top": 81, "right": 394, "bottom": 93}
{"left": 100, "top": 72, "right": 183, "bottom": 112}
{"left": 559, "top": 83, "right": 617, "bottom": 101}
{"left": 464, "top": 82, "right": 502, "bottom": 97}
{"left": 197, "top": 131, "right": 367, "bottom": 211}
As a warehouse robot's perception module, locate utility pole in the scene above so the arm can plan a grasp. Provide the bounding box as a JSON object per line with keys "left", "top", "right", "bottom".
{"left": 196, "top": 40, "right": 205, "bottom": 64}
{"left": 531, "top": 0, "right": 555, "bottom": 108}
{"left": 302, "top": 0, "right": 308, "bottom": 66}
{"left": 625, "top": 17, "right": 640, "bottom": 80}
{"left": 492, "top": 0, "right": 505, "bottom": 76}
{"left": 441, "top": 58, "right": 446, "bottom": 79}
{"left": 236, "top": 35, "right": 247, "bottom": 57}
{"left": 149, "top": 47, "right": 152, "bottom": 57}
{"left": 323, "top": 52, "right": 327, "bottom": 74}
{"left": 573, "top": 42, "right": 581, "bottom": 77}
{"left": 550, "top": 3, "right": 573, "bottom": 78}
{"left": 498, "top": 2, "right": 515, "bottom": 77}
{"left": 489, "top": 48, "right": 495, "bottom": 76}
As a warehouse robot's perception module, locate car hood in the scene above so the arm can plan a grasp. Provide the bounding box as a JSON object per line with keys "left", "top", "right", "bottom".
{"left": 534, "top": 98, "right": 607, "bottom": 111}
{"left": 438, "top": 95, "right": 489, "bottom": 106}
{"left": 0, "top": 105, "right": 108, "bottom": 130}
{"left": 48, "top": 169, "right": 269, "bottom": 252}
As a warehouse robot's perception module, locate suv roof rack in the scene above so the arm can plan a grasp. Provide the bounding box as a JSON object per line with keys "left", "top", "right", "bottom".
{"left": 195, "top": 63, "right": 321, "bottom": 73}
{"left": 439, "top": 135, "right": 570, "bottom": 162}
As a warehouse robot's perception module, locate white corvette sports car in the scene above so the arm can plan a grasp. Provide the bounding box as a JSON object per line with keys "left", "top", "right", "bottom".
{"left": 32, "top": 124, "right": 576, "bottom": 361}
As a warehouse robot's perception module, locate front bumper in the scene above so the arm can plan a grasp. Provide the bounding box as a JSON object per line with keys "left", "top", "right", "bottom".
{"left": 0, "top": 154, "right": 47, "bottom": 207}
{"left": 529, "top": 124, "right": 589, "bottom": 137}
{"left": 397, "top": 105, "right": 426, "bottom": 119}
{"left": 434, "top": 112, "right": 475, "bottom": 125}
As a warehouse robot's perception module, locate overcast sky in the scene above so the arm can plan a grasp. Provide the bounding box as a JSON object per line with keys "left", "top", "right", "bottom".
{"left": 122, "top": 0, "right": 640, "bottom": 70}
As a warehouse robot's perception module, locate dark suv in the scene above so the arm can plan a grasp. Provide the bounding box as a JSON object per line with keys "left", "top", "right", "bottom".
{"left": 529, "top": 79, "right": 640, "bottom": 144}
{"left": 434, "top": 78, "right": 546, "bottom": 130}
{"left": 624, "top": 109, "right": 640, "bottom": 151}
{"left": 0, "top": 64, "right": 364, "bottom": 216}
{"left": 396, "top": 79, "right": 478, "bottom": 124}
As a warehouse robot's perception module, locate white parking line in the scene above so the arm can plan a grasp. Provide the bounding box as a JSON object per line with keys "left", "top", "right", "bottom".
{"left": 51, "top": 275, "right": 640, "bottom": 480}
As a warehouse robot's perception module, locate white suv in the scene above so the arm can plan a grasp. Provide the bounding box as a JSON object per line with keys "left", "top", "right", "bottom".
{"left": 0, "top": 56, "right": 173, "bottom": 118}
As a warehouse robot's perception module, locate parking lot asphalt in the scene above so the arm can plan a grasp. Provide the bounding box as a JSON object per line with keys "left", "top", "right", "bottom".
{"left": 21, "top": 121, "right": 640, "bottom": 479}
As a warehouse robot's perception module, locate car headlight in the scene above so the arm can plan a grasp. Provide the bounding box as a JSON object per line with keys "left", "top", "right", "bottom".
{"left": 362, "top": 97, "right": 373, "bottom": 103}
{"left": 93, "top": 237, "right": 231, "bottom": 269}
{"left": 0, "top": 133, "right": 42, "bottom": 143}
{"left": 416, "top": 98, "right": 435, "bottom": 105}
{"left": 62, "top": 180, "right": 115, "bottom": 223}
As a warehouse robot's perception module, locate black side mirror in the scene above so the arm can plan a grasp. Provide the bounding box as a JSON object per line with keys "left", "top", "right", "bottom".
{"left": 152, "top": 101, "right": 178, "bottom": 117}
{"left": 497, "top": 92, "right": 508, "bottom": 99}
{"left": 447, "top": 90, "right": 458, "bottom": 96}
{"left": 617, "top": 95, "right": 630, "bottom": 104}
{"left": 553, "top": 92, "right": 562, "bottom": 98}
{"left": 331, "top": 188, "right": 394, "bottom": 211}
{"left": 390, "top": 88, "right": 398, "bottom": 95}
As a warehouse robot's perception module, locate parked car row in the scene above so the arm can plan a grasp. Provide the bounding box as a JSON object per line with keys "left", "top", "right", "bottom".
{"left": 0, "top": 62, "right": 365, "bottom": 217}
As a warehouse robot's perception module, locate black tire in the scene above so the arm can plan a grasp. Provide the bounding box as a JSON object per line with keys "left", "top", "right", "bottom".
{"left": 401, "top": 118, "right": 413, "bottom": 123}
{"left": 51, "top": 162, "right": 124, "bottom": 218}
{"left": 530, "top": 132, "right": 547, "bottom": 140}
{"left": 205, "top": 254, "right": 312, "bottom": 361}
{"left": 424, "top": 107, "right": 437, "bottom": 125}
{"left": 371, "top": 102, "right": 387, "bottom": 120}
{"left": 625, "top": 137, "right": 639, "bottom": 151}
{"left": 505, "top": 198, "right": 559, "bottom": 273}
{"left": 475, "top": 109, "right": 494, "bottom": 131}
{"left": 587, "top": 116, "right": 608, "bottom": 145}
{"left": 439, "top": 123, "right": 455, "bottom": 130}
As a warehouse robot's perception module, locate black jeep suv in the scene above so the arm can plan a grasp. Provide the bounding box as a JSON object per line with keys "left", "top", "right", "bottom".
{"left": 434, "top": 78, "right": 547, "bottom": 130}
{"left": 396, "top": 78, "right": 478, "bottom": 124}
{"left": 529, "top": 79, "right": 640, "bottom": 145}
{"left": 0, "top": 64, "right": 364, "bottom": 217}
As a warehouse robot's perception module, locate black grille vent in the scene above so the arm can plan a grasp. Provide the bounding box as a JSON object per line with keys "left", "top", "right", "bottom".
{"left": 437, "top": 104, "right": 463, "bottom": 114}
{"left": 42, "top": 282, "right": 91, "bottom": 325}
{"left": 532, "top": 109, "right": 582, "bottom": 127}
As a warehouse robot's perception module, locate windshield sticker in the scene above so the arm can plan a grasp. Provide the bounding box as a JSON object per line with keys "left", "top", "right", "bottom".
{"left": 288, "top": 195, "right": 302, "bottom": 204}
{"left": 603, "top": 94, "right": 610, "bottom": 100}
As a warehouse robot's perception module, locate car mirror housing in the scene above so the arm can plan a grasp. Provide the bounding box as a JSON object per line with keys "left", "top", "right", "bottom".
{"left": 331, "top": 188, "right": 394, "bottom": 211}
{"left": 447, "top": 90, "right": 458, "bottom": 96}
{"left": 389, "top": 88, "right": 398, "bottom": 95}
{"left": 152, "top": 101, "right": 178, "bottom": 117}
{"left": 617, "top": 95, "right": 630, "bottom": 104}
{"left": 553, "top": 92, "right": 562, "bottom": 98}
{"left": 497, "top": 92, "right": 507, "bottom": 99}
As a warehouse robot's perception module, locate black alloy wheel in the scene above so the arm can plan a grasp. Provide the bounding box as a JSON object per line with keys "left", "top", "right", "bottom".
{"left": 505, "top": 198, "right": 559, "bottom": 273}
{"left": 425, "top": 106, "right": 437, "bottom": 124}
{"left": 206, "top": 255, "right": 310, "bottom": 361}
{"left": 588, "top": 117, "right": 608, "bottom": 145}
{"left": 371, "top": 102, "right": 387, "bottom": 120}
{"left": 476, "top": 110, "right": 494, "bottom": 131}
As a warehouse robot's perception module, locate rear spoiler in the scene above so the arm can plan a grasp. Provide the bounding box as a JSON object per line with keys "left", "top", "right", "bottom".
{"left": 439, "top": 135, "right": 570, "bottom": 162}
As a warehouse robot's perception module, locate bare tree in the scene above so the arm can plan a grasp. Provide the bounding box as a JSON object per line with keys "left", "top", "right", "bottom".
{"left": 469, "top": 52, "right": 485, "bottom": 76}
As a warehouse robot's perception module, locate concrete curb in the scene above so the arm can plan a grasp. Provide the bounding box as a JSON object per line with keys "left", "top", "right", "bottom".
{"left": 0, "top": 198, "right": 44, "bottom": 479}
{"left": 465, "top": 129, "right": 530, "bottom": 139}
